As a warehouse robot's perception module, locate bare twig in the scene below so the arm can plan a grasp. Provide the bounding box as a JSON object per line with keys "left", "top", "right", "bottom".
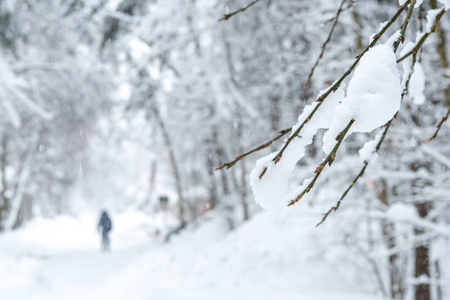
{"left": 316, "top": 161, "right": 368, "bottom": 227}
{"left": 215, "top": 128, "right": 291, "bottom": 170}
{"left": 304, "top": 0, "right": 347, "bottom": 89}
{"left": 288, "top": 119, "right": 355, "bottom": 207}
{"left": 428, "top": 108, "right": 450, "bottom": 141}
{"left": 219, "top": 0, "right": 262, "bottom": 22}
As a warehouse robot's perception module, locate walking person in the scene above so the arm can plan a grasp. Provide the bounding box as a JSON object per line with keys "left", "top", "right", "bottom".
{"left": 98, "top": 210, "right": 113, "bottom": 251}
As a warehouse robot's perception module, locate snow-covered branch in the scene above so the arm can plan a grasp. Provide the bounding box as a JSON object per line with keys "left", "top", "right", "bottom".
{"left": 217, "top": 0, "right": 411, "bottom": 173}
{"left": 317, "top": 5, "right": 448, "bottom": 223}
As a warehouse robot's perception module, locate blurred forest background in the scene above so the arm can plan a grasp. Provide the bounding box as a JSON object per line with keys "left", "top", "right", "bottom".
{"left": 0, "top": 0, "right": 449, "bottom": 299}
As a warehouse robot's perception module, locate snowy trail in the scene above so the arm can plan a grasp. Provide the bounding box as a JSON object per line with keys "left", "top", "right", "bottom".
{"left": 35, "top": 245, "right": 153, "bottom": 300}
{"left": 0, "top": 212, "right": 155, "bottom": 300}
{"left": 0, "top": 210, "right": 383, "bottom": 300}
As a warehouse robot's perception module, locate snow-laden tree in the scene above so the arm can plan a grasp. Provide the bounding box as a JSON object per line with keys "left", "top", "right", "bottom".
{"left": 94, "top": 0, "right": 371, "bottom": 233}
{"left": 0, "top": 0, "right": 113, "bottom": 229}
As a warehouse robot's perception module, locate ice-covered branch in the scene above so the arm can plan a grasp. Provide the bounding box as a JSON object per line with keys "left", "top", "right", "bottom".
{"left": 304, "top": 0, "right": 347, "bottom": 89}
{"left": 219, "top": 0, "right": 262, "bottom": 22}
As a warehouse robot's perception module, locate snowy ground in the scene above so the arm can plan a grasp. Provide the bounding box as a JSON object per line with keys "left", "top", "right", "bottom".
{"left": 0, "top": 208, "right": 390, "bottom": 300}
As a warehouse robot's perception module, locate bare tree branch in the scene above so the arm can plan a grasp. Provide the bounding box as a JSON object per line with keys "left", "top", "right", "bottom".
{"left": 219, "top": 0, "right": 262, "bottom": 22}
{"left": 428, "top": 108, "right": 450, "bottom": 141}
{"left": 215, "top": 128, "right": 290, "bottom": 170}
{"left": 316, "top": 161, "right": 368, "bottom": 227}
{"left": 304, "top": 0, "right": 347, "bottom": 89}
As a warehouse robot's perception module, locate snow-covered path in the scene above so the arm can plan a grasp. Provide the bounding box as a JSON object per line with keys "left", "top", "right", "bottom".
{"left": 0, "top": 210, "right": 383, "bottom": 300}
{"left": 0, "top": 212, "right": 153, "bottom": 300}
{"left": 26, "top": 246, "right": 151, "bottom": 300}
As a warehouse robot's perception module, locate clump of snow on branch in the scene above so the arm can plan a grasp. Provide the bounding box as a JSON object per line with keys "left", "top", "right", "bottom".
{"left": 249, "top": 89, "right": 344, "bottom": 209}
{"left": 401, "top": 42, "right": 415, "bottom": 88}
{"left": 359, "top": 131, "right": 383, "bottom": 164}
{"left": 369, "top": 22, "right": 387, "bottom": 43}
{"left": 426, "top": 9, "right": 444, "bottom": 32}
{"left": 322, "top": 44, "right": 402, "bottom": 153}
{"left": 409, "top": 63, "right": 426, "bottom": 105}
{"left": 400, "top": 40, "right": 426, "bottom": 105}
{"left": 386, "top": 30, "right": 401, "bottom": 47}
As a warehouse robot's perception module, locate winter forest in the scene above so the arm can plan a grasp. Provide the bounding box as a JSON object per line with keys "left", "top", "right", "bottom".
{"left": 0, "top": 0, "right": 449, "bottom": 299}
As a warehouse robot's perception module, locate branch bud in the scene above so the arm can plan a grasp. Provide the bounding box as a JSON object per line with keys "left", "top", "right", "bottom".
{"left": 314, "top": 165, "right": 323, "bottom": 173}
{"left": 274, "top": 156, "right": 281, "bottom": 164}
{"left": 328, "top": 156, "right": 335, "bottom": 166}
{"left": 226, "top": 162, "right": 235, "bottom": 170}
{"left": 258, "top": 167, "right": 267, "bottom": 179}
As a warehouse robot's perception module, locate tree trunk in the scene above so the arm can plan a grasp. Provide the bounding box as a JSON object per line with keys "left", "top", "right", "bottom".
{"left": 376, "top": 178, "right": 404, "bottom": 299}
{"left": 151, "top": 103, "right": 185, "bottom": 223}
{"left": 381, "top": 219, "right": 404, "bottom": 299}
{"left": 206, "top": 154, "right": 218, "bottom": 210}
{"left": 146, "top": 160, "right": 157, "bottom": 213}
{"left": 235, "top": 121, "right": 249, "bottom": 222}
{"left": 434, "top": 261, "right": 442, "bottom": 300}
{"left": 240, "top": 158, "right": 249, "bottom": 221}
{"left": 270, "top": 96, "right": 281, "bottom": 132}
{"left": 5, "top": 159, "right": 30, "bottom": 231}
{"left": 414, "top": 202, "right": 431, "bottom": 300}
{"left": 0, "top": 135, "right": 9, "bottom": 231}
